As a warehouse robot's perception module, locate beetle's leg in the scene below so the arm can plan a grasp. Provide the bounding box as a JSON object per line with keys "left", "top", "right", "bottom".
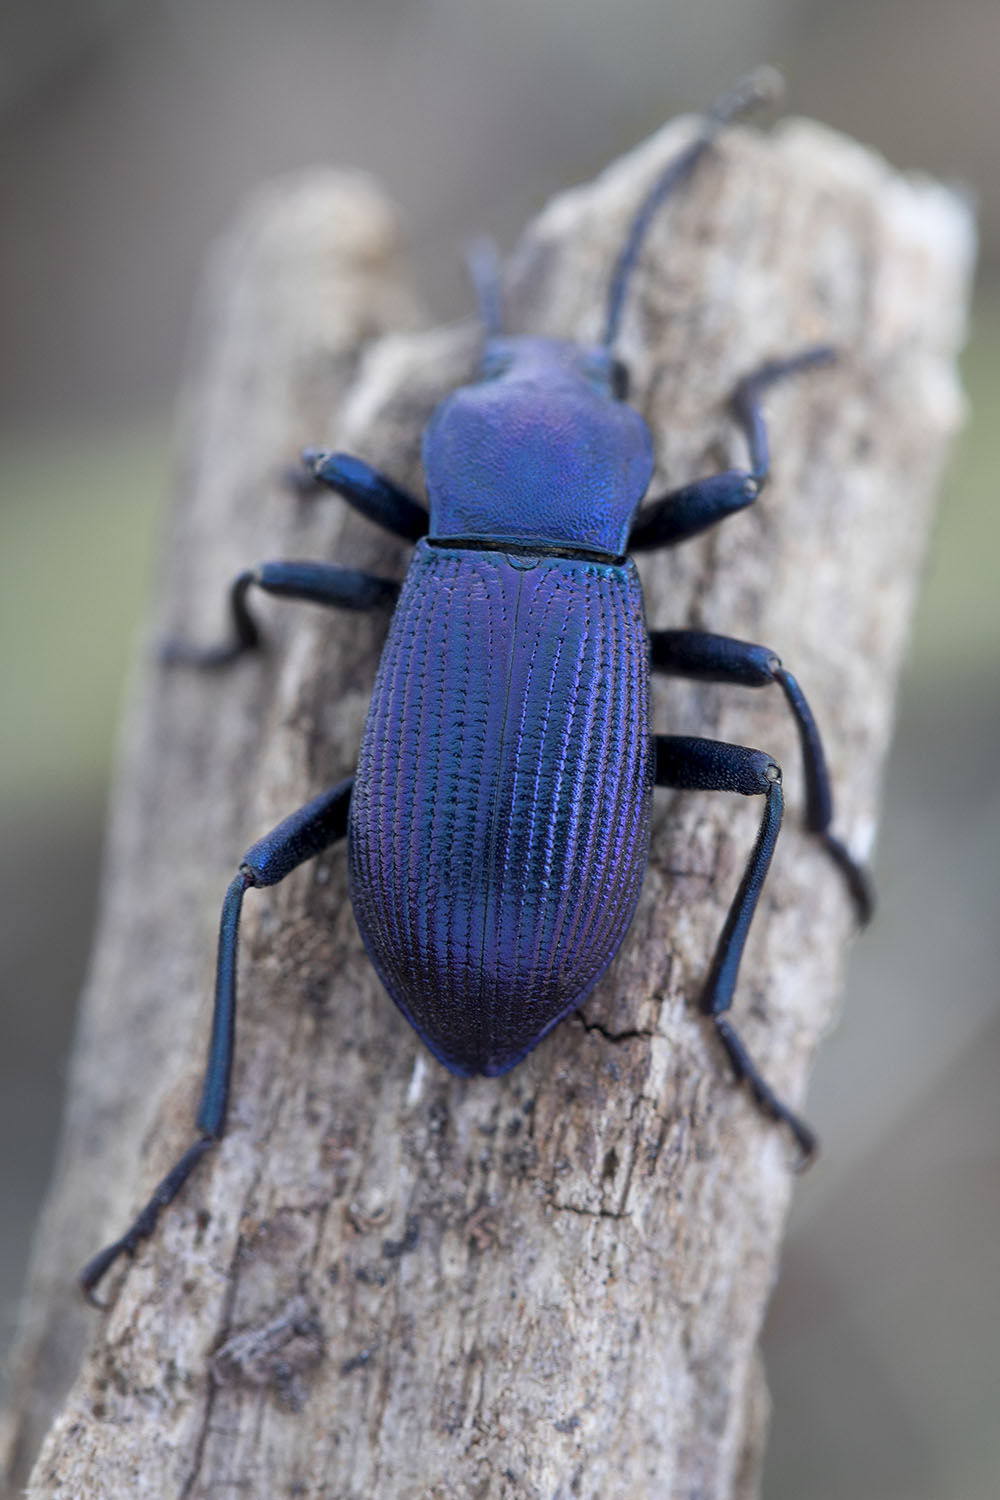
{"left": 654, "top": 734, "right": 816, "bottom": 1162}
{"left": 79, "top": 776, "right": 354, "bottom": 1303}
{"left": 629, "top": 468, "right": 761, "bottom": 551}
{"left": 629, "top": 346, "right": 835, "bottom": 551}
{"left": 294, "top": 449, "right": 429, "bottom": 542}
{"left": 162, "top": 559, "right": 400, "bottom": 668}
{"left": 650, "top": 629, "right": 873, "bottom": 923}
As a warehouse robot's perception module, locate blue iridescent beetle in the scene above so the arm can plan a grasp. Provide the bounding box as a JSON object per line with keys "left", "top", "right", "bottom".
{"left": 81, "top": 71, "right": 871, "bottom": 1299}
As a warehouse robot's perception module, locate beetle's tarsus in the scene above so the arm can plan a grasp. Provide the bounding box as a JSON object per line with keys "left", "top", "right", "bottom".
{"left": 79, "top": 1135, "right": 218, "bottom": 1300}
{"left": 714, "top": 1015, "right": 818, "bottom": 1165}
{"left": 159, "top": 633, "right": 262, "bottom": 670}
{"left": 820, "top": 831, "right": 876, "bottom": 926}
{"left": 792, "top": 1133, "right": 820, "bottom": 1173}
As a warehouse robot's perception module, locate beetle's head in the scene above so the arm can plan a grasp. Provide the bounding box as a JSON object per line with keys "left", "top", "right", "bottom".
{"left": 423, "top": 336, "right": 654, "bottom": 558}
{"left": 478, "top": 336, "right": 632, "bottom": 402}
{"left": 427, "top": 76, "right": 788, "bottom": 559}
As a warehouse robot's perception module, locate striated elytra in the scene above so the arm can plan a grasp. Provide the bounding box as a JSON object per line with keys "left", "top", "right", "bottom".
{"left": 351, "top": 538, "right": 653, "bottom": 1079}
{"left": 81, "top": 70, "right": 872, "bottom": 1302}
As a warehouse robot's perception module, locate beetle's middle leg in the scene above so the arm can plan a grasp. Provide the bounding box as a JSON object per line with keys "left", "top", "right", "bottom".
{"left": 629, "top": 346, "right": 835, "bottom": 551}
{"left": 79, "top": 775, "right": 354, "bottom": 1302}
{"left": 654, "top": 734, "right": 816, "bottom": 1161}
{"left": 163, "top": 559, "right": 400, "bottom": 668}
{"left": 650, "top": 629, "right": 873, "bottom": 923}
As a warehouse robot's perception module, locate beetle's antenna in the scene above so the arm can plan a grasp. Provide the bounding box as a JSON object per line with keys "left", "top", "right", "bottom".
{"left": 603, "top": 66, "right": 783, "bottom": 349}
{"left": 464, "top": 235, "right": 505, "bottom": 341}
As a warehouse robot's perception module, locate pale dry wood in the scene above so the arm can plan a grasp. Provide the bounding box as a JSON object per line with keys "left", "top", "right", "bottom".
{"left": 2, "top": 117, "right": 973, "bottom": 1499}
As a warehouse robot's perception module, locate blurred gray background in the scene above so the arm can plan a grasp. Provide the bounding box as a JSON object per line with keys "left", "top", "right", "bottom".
{"left": 1, "top": 2, "right": 997, "bottom": 1496}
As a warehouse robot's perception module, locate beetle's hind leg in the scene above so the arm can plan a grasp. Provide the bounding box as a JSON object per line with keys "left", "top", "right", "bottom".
{"left": 162, "top": 558, "right": 400, "bottom": 668}
{"left": 654, "top": 734, "right": 816, "bottom": 1162}
{"left": 79, "top": 775, "right": 354, "bottom": 1303}
{"left": 650, "top": 629, "right": 873, "bottom": 923}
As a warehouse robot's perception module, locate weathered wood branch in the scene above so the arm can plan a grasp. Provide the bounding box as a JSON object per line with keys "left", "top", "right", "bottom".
{"left": 2, "top": 118, "right": 972, "bottom": 1498}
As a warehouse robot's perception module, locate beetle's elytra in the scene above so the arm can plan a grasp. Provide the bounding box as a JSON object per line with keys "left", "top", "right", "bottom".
{"left": 81, "top": 70, "right": 872, "bottom": 1300}
{"left": 351, "top": 539, "right": 653, "bottom": 1079}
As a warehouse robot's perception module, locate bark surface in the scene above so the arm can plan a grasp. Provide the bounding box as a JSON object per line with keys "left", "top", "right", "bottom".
{"left": 1, "top": 117, "right": 973, "bottom": 1499}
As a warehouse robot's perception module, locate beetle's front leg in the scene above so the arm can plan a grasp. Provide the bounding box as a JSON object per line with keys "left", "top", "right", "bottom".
{"left": 296, "top": 449, "right": 429, "bottom": 542}
{"left": 79, "top": 775, "right": 354, "bottom": 1303}
{"left": 162, "top": 559, "right": 400, "bottom": 669}
{"left": 654, "top": 734, "right": 816, "bottom": 1162}
{"left": 651, "top": 629, "right": 873, "bottom": 923}
{"left": 629, "top": 346, "right": 835, "bottom": 551}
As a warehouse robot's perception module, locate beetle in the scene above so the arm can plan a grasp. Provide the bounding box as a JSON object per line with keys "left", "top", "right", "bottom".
{"left": 81, "top": 70, "right": 871, "bottom": 1299}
